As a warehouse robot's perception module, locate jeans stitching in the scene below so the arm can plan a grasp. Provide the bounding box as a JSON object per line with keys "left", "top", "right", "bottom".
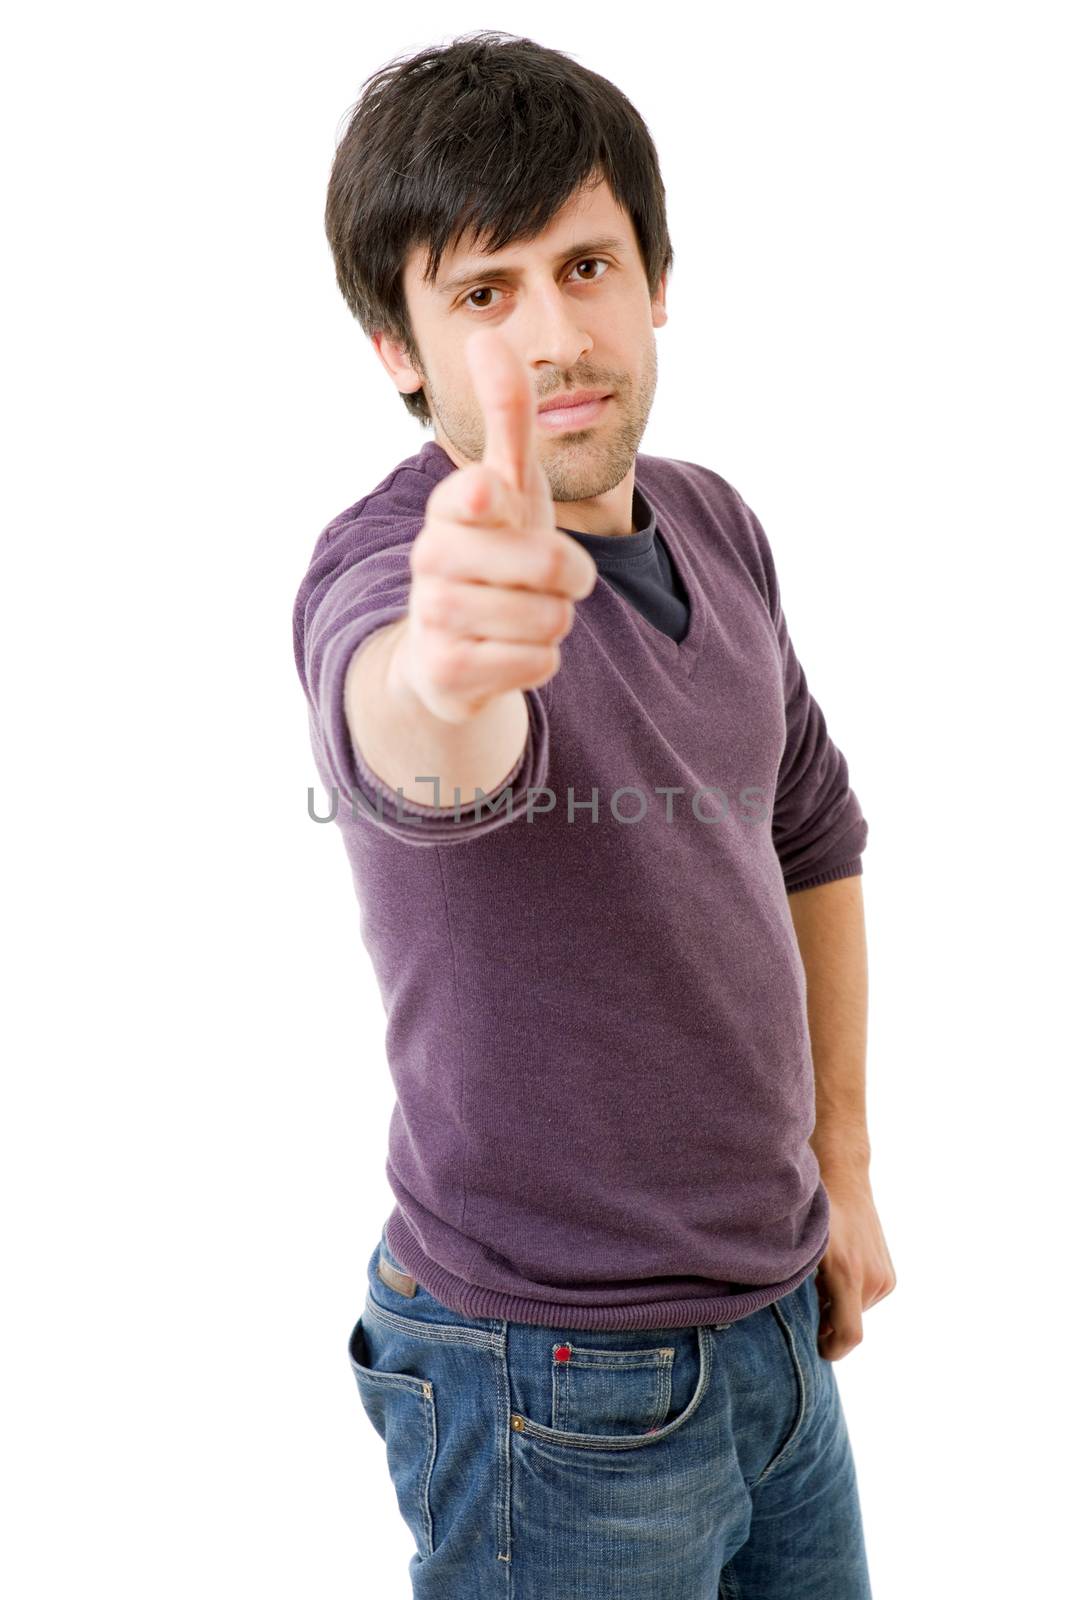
{"left": 420, "top": 1378, "right": 437, "bottom": 1555}
{"left": 750, "top": 1293, "right": 808, "bottom": 1488}
{"left": 496, "top": 1321, "right": 512, "bottom": 1569}
{"left": 363, "top": 1293, "right": 506, "bottom": 1353}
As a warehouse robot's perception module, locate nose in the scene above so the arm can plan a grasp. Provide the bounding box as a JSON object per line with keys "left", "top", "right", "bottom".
{"left": 521, "top": 281, "right": 593, "bottom": 375}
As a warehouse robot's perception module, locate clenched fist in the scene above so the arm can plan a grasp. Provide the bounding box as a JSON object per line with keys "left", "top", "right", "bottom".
{"left": 392, "top": 328, "right": 599, "bottom": 724}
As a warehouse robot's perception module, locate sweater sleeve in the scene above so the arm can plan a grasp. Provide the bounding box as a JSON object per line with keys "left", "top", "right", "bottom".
{"left": 742, "top": 500, "right": 869, "bottom": 895}
{"left": 293, "top": 519, "right": 551, "bottom": 846}
{"left": 772, "top": 598, "right": 868, "bottom": 893}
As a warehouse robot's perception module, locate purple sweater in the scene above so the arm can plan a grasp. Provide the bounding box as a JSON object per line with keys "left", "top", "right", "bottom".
{"left": 292, "top": 440, "right": 868, "bottom": 1330}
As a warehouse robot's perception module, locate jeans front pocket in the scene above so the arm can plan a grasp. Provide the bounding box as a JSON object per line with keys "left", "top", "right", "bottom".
{"left": 509, "top": 1324, "right": 714, "bottom": 1454}
{"left": 550, "top": 1340, "right": 674, "bottom": 1436}
{"left": 348, "top": 1307, "right": 438, "bottom": 1558}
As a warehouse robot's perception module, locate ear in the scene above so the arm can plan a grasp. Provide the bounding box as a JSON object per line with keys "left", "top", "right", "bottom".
{"left": 371, "top": 331, "right": 425, "bottom": 396}
{"left": 651, "top": 269, "right": 668, "bottom": 330}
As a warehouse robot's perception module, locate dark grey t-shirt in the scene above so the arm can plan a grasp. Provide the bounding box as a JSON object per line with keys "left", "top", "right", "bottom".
{"left": 561, "top": 484, "right": 689, "bottom": 643}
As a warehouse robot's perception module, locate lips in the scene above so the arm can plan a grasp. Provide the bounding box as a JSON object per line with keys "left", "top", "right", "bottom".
{"left": 537, "top": 393, "right": 614, "bottom": 431}
{"left": 537, "top": 389, "right": 613, "bottom": 414}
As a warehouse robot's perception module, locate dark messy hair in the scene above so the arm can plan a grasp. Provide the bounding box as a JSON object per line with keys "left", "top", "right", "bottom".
{"left": 324, "top": 30, "right": 673, "bottom": 426}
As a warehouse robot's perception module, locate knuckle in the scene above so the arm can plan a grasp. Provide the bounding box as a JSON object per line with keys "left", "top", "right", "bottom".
{"left": 549, "top": 596, "right": 574, "bottom": 639}
{"left": 543, "top": 598, "right": 575, "bottom": 640}
{"left": 530, "top": 642, "right": 561, "bottom": 683}
{"left": 419, "top": 578, "right": 460, "bottom": 632}
{"left": 532, "top": 537, "right": 566, "bottom": 591}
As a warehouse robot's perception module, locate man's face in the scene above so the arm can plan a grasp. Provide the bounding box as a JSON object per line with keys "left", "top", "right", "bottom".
{"left": 385, "top": 177, "right": 667, "bottom": 506}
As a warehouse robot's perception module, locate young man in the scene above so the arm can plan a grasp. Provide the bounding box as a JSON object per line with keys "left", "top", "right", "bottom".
{"left": 293, "top": 30, "right": 894, "bottom": 1598}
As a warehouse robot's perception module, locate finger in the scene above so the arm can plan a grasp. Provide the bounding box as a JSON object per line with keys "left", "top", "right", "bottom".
{"left": 412, "top": 517, "right": 597, "bottom": 601}
{"left": 427, "top": 635, "right": 561, "bottom": 699}
{"left": 414, "top": 574, "right": 575, "bottom": 646}
{"left": 430, "top": 462, "right": 516, "bottom": 530}
{"left": 818, "top": 1283, "right": 862, "bottom": 1354}
{"left": 465, "top": 327, "right": 549, "bottom": 522}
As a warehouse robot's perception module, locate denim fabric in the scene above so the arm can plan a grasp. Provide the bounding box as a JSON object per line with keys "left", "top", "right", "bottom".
{"left": 348, "top": 1226, "right": 872, "bottom": 1597}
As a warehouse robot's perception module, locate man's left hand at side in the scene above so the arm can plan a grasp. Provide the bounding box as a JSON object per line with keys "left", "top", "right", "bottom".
{"left": 814, "top": 1170, "right": 896, "bottom": 1362}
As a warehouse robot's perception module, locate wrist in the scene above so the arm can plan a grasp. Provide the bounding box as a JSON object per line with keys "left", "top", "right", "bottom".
{"left": 811, "top": 1133, "right": 871, "bottom": 1186}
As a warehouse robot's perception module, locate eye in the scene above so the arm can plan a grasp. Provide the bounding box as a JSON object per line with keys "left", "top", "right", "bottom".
{"left": 460, "top": 257, "right": 610, "bottom": 312}
{"left": 462, "top": 285, "right": 501, "bottom": 312}
{"left": 569, "top": 257, "right": 609, "bottom": 283}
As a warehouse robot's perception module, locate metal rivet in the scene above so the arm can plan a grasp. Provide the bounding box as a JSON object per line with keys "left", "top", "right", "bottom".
{"left": 510, "top": 1414, "right": 525, "bottom": 1431}
{"left": 422, "top": 1381, "right": 431, "bottom": 1396}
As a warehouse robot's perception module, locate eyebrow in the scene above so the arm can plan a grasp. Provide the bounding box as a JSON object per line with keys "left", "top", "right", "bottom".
{"left": 435, "top": 235, "right": 628, "bottom": 297}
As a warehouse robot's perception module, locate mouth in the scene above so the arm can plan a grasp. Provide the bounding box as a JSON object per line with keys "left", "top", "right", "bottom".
{"left": 537, "top": 392, "right": 614, "bottom": 431}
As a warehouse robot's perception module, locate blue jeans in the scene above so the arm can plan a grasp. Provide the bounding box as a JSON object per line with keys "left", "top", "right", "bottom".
{"left": 348, "top": 1226, "right": 872, "bottom": 1597}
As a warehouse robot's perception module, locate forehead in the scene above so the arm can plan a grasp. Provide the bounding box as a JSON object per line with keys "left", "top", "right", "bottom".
{"left": 404, "top": 178, "right": 636, "bottom": 297}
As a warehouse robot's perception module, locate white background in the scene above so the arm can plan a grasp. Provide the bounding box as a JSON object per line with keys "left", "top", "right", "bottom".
{"left": 4, "top": 3, "right": 1063, "bottom": 1594}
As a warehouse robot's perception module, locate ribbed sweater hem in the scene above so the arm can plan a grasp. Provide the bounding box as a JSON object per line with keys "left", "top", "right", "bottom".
{"left": 386, "top": 1213, "right": 830, "bottom": 1331}
{"left": 786, "top": 856, "right": 864, "bottom": 895}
